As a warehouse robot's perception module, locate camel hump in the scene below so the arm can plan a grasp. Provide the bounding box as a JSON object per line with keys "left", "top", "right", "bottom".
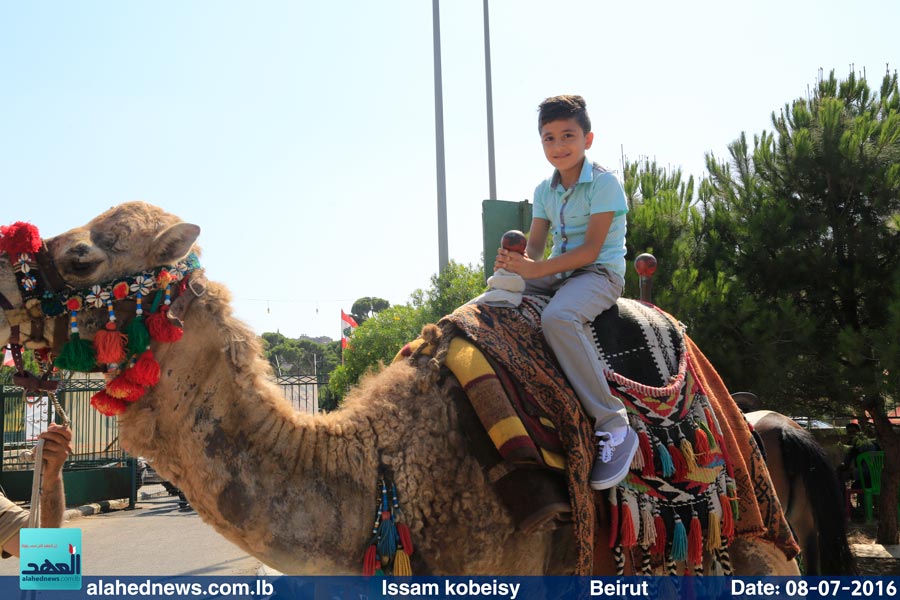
{"left": 588, "top": 297, "right": 686, "bottom": 389}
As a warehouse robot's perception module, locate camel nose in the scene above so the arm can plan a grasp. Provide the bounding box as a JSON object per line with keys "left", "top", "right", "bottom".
{"left": 68, "top": 242, "right": 93, "bottom": 258}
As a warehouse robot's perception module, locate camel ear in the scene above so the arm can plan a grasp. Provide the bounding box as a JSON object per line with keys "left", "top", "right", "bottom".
{"left": 153, "top": 223, "right": 200, "bottom": 264}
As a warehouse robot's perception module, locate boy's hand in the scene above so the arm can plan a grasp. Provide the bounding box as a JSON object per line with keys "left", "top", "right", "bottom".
{"left": 38, "top": 424, "right": 73, "bottom": 475}
{"left": 495, "top": 248, "right": 540, "bottom": 279}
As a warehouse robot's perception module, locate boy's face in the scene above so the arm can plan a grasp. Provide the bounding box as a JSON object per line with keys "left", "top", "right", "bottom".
{"left": 540, "top": 118, "right": 594, "bottom": 175}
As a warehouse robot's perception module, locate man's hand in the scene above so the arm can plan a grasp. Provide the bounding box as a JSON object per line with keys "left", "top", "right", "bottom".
{"left": 38, "top": 424, "right": 72, "bottom": 476}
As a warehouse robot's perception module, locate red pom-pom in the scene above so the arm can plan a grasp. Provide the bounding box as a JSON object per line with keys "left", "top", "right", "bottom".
{"left": 94, "top": 322, "right": 127, "bottom": 364}
{"left": 0, "top": 222, "right": 42, "bottom": 255}
{"left": 66, "top": 297, "right": 83, "bottom": 311}
{"left": 105, "top": 376, "right": 146, "bottom": 402}
{"left": 146, "top": 306, "right": 183, "bottom": 342}
{"left": 123, "top": 350, "right": 160, "bottom": 386}
{"left": 90, "top": 390, "right": 128, "bottom": 416}
{"left": 112, "top": 281, "right": 129, "bottom": 300}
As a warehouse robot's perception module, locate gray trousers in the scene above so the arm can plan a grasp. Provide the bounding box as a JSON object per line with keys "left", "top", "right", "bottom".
{"left": 524, "top": 265, "right": 627, "bottom": 434}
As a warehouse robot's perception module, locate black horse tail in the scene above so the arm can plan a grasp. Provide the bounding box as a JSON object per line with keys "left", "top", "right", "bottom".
{"left": 779, "top": 425, "right": 857, "bottom": 575}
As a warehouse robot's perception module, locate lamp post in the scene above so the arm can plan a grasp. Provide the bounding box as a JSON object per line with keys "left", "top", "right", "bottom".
{"left": 432, "top": 0, "right": 448, "bottom": 273}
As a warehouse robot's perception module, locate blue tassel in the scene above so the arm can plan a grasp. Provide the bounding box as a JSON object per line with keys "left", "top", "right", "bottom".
{"left": 375, "top": 480, "right": 398, "bottom": 559}
{"left": 671, "top": 515, "right": 687, "bottom": 562}
{"left": 657, "top": 442, "right": 675, "bottom": 478}
{"left": 377, "top": 518, "right": 398, "bottom": 558}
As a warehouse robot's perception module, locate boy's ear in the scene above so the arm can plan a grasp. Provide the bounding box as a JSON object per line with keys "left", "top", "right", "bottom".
{"left": 585, "top": 131, "right": 594, "bottom": 149}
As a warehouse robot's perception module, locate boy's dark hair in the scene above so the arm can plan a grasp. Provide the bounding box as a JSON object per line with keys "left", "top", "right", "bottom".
{"left": 538, "top": 95, "right": 591, "bottom": 134}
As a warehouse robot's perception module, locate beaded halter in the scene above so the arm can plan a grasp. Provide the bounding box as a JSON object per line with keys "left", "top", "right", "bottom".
{"left": 1, "top": 221, "right": 201, "bottom": 416}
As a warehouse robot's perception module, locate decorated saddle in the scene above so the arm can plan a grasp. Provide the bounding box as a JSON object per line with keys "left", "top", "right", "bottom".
{"left": 407, "top": 297, "right": 797, "bottom": 576}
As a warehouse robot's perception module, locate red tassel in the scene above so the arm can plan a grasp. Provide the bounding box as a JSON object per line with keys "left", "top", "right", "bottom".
{"left": 105, "top": 376, "right": 146, "bottom": 402}
{"left": 397, "top": 522, "right": 414, "bottom": 555}
{"left": 362, "top": 544, "right": 377, "bottom": 576}
{"left": 94, "top": 322, "right": 127, "bottom": 364}
{"left": 0, "top": 222, "right": 42, "bottom": 255}
{"left": 123, "top": 350, "right": 160, "bottom": 386}
{"left": 693, "top": 427, "right": 710, "bottom": 457}
{"left": 90, "top": 390, "right": 128, "bottom": 416}
{"left": 688, "top": 513, "right": 703, "bottom": 566}
{"left": 620, "top": 503, "right": 637, "bottom": 548}
{"left": 651, "top": 513, "right": 667, "bottom": 556}
{"left": 720, "top": 494, "right": 735, "bottom": 540}
{"left": 638, "top": 431, "right": 655, "bottom": 476}
{"left": 608, "top": 494, "right": 620, "bottom": 548}
{"left": 668, "top": 443, "right": 688, "bottom": 480}
{"left": 146, "top": 306, "right": 183, "bottom": 342}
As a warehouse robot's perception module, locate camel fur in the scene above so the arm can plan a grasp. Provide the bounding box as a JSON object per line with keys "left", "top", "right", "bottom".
{"left": 0, "top": 201, "right": 798, "bottom": 575}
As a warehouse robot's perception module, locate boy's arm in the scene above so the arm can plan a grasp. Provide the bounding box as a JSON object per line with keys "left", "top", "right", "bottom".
{"left": 524, "top": 218, "right": 550, "bottom": 262}
{"left": 497, "top": 212, "right": 613, "bottom": 279}
{"left": 493, "top": 218, "right": 550, "bottom": 273}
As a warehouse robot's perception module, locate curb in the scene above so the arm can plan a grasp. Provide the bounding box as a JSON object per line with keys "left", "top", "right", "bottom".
{"left": 63, "top": 498, "right": 131, "bottom": 522}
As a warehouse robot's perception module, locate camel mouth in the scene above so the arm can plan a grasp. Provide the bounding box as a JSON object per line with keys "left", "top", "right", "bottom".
{"left": 57, "top": 257, "right": 105, "bottom": 283}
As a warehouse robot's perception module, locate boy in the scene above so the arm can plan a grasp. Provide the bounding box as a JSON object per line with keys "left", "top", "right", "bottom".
{"left": 494, "top": 95, "right": 635, "bottom": 490}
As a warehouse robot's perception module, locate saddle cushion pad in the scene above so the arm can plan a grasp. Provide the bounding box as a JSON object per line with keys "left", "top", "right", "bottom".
{"left": 436, "top": 299, "right": 798, "bottom": 573}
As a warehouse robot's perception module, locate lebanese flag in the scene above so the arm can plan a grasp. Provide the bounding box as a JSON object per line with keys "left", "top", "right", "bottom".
{"left": 341, "top": 310, "right": 358, "bottom": 349}
{"left": 2, "top": 347, "right": 14, "bottom": 367}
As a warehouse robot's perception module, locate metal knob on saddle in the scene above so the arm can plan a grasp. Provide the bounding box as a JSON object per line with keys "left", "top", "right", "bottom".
{"left": 634, "top": 253, "right": 657, "bottom": 303}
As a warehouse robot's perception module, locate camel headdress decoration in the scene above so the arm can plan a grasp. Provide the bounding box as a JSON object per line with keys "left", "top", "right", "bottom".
{"left": 0, "top": 202, "right": 799, "bottom": 575}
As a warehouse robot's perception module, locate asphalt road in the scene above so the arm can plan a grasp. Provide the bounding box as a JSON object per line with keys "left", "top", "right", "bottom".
{"left": 0, "top": 485, "right": 266, "bottom": 576}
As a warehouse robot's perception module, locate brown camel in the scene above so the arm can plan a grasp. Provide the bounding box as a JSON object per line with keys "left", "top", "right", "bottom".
{"left": 0, "top": 202, "right": 798, "bottom": 575}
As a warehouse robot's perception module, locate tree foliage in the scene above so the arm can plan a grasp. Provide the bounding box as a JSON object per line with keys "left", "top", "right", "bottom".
{"left": 350, "top": 297, "right": 390, "bottom": 325}
{"left": 695, "top": 71, "right": 900, "bottom": 415}
{"left": 329, "top": 260, "right": 486, "bottom": 400}
{"left": 626, "top": 70, "right": 900, "bottom": 543}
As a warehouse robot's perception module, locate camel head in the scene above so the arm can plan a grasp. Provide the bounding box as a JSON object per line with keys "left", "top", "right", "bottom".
{"left": 46, "top": 201, "right": 201, "bottom": 288}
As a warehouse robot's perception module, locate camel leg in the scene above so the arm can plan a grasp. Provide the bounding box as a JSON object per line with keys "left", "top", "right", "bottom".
{"left": 728, "top": 537, "right": 800, "bottom": 575}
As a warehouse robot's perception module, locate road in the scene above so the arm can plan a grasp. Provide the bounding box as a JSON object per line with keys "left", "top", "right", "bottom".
{"left": 0, "top": 485, "right": 266, "bottom": 576}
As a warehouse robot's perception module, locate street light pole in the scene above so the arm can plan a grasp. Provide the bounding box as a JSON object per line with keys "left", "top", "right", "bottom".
{"left": 432, "top": 0, "right": 449, "bottom": 273}
{"left": 483, "top": 0, "right": 496, "bottom": 201}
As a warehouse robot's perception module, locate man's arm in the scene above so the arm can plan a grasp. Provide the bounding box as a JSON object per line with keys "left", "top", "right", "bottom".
{"left": 0, "top": 424, "right": 72, "bottom": 557}
{"left": 36, "top": 424, "right": 71, "bottom": 528}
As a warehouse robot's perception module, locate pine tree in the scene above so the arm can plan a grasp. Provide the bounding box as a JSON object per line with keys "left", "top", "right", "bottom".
{"left": 699, "top": 69, "right": 900, "bottom": 543}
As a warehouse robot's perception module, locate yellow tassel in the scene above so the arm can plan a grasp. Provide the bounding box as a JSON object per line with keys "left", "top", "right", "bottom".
{"left": 681, "top": 438, "right": 698, "bottom": 472}
{"left": 706, "top": 509, "right": 722, "bottom": 551}
{"left": 393, "top": 549, "right": 412, "bottom": 575}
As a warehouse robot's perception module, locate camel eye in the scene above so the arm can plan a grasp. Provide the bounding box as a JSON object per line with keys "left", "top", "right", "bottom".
{"left": 92, "top": 230, "right": 118, "bottom": 251}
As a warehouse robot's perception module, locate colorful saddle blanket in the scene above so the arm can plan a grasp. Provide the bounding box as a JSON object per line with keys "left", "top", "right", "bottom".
{"left": 429, "top": 298, "right": 797, "bottom": 575}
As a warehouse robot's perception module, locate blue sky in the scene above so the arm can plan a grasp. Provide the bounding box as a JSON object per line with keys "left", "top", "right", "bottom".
{"left": 2, "top": 0, "right": 897, "bottom": 339}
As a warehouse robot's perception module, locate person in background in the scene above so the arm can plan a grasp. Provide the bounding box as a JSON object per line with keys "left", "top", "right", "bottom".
{"left": 839, "top": 420, "right": 879, "bottom": 491}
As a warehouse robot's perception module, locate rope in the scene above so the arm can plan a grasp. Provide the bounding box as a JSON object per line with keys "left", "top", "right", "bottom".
{"left": 603, "top": 343, "right": 688, "bottom": 397}
{"left": 27, "top": 441, "right": 45, "bottom": 529}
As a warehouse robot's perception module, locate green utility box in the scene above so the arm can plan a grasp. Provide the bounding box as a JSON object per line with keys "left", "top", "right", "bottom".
{"left": 481, "top": 199, "right": 532, "bottom": 281}
{"left": 0, "top": 459, "right": 137, "bottom": 509}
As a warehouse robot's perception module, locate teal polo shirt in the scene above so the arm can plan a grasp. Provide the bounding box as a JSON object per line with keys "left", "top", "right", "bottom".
{"left": 532, "top": 158, "right": 628, "bottom": 279}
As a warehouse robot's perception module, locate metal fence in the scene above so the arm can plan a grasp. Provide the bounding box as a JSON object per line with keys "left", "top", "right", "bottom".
{"left": 1, "top": 374, "right": 329, "bottom": 471}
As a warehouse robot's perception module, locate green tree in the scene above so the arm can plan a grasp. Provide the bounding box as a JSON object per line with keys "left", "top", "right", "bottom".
{"left": 350, "top": 297, "right": 390, "bottom": 325}
{"left": 696, "top": 70, "right": 900, "bottom": 543}
{"left": 410, "top": 260, "right": 488, "bottom": 323}
{"left": 328, "top": 304, "right": 428, "bottom": 399}
{"left": 330, "top": 260, "right": 486, "bottom": 401}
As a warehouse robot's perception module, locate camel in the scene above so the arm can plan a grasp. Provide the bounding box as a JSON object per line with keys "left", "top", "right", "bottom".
{"left": 0, "top": 202, "right": 798, "bottom": 575}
